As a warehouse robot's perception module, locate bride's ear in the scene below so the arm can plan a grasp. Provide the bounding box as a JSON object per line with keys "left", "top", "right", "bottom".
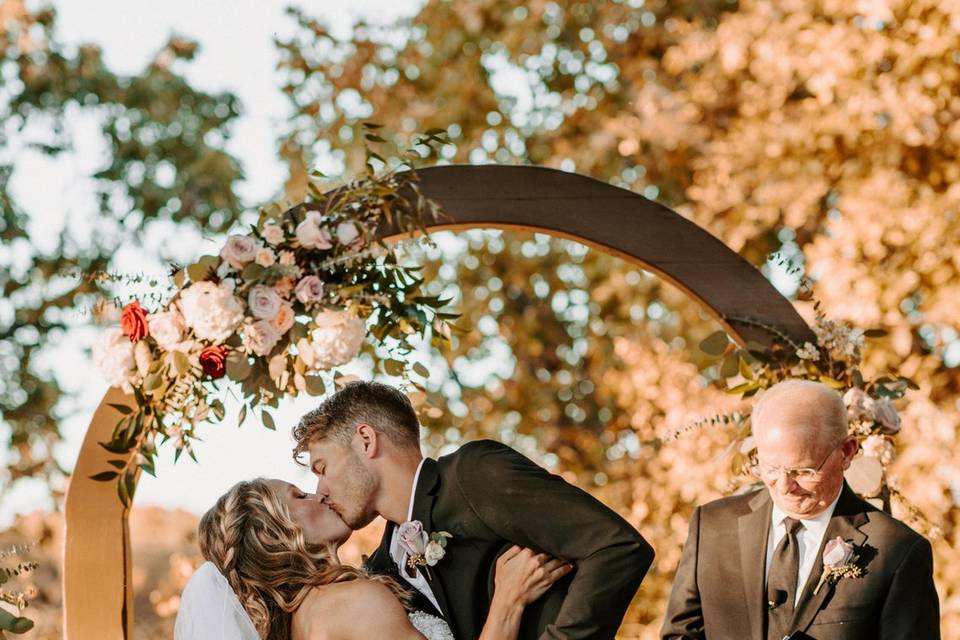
{"left": 355, "top": 423, "right": 380, "bottom": 458}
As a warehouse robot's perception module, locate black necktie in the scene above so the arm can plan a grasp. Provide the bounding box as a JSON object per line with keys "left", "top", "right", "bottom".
{"left": 766, "top": 517, "right": 802, "bottom": 640}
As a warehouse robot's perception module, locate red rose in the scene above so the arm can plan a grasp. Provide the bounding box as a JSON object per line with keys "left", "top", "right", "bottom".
{"left": 121, "top": 301, "right": 149, "bottom": 342}
{"left": 199, "top": 345, "right": 229, "bottom": 379}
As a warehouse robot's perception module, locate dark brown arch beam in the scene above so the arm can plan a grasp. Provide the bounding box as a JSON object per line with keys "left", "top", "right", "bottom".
{"left": 381, "top": 164, "right": 814, "bottom": 346}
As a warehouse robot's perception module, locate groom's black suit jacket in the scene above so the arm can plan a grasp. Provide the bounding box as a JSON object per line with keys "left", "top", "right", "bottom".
{"left": 661, "top": 483, "right": 940, "bottom": 639}
{"left": 366, "top": 440, "right": 654, "bottom": 640}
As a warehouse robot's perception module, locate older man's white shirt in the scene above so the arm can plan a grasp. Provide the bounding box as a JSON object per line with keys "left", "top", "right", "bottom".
{"left": 764, "top": 491, "right": 841, "bottom": 605}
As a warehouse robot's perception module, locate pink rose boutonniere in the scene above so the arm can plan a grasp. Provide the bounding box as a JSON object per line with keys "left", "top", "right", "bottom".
{"left": 814, "top": 537, "right": 863, "bottom": 594}
{"left": 397, "top": 520, "right": 453, "bottom": 579}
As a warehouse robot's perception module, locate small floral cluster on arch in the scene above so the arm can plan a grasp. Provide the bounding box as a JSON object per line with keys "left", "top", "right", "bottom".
{"left": 693, "top": 304, "right": 935, "bottom": 535}
{"left": 91, "top": 154, "right": 456, "bottom": 505}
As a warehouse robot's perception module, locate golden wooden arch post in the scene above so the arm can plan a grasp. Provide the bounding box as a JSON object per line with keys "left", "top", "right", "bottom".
{"left": 63, "top": 165, "right": 814, "bottom": 637}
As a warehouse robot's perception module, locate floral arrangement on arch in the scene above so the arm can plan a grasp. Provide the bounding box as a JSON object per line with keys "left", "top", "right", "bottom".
{"left": 694, "top": 302, "right": 935, "bottom": 535}
{"left": 91, "top": 127, "right": 458, "bottom": 505}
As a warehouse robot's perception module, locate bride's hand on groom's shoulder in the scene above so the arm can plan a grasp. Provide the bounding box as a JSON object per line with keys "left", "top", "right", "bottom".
{"left": 493, "top": 545, "right": 574, "bottom": 608}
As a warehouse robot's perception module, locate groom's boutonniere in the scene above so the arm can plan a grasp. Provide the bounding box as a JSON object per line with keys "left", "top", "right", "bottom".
{"left": 397, "top": 520, "right": 453, "bottom": 579}
{"left": 813, "top": 537, "right": 863, "bottom": 595}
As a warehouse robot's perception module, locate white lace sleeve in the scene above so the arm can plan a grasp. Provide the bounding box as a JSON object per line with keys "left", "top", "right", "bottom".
{"left": 408, "top": 611, "right": 455, "bottom": 640}
{"left": 174, "top": 561, "right": 260, "bottom": 640}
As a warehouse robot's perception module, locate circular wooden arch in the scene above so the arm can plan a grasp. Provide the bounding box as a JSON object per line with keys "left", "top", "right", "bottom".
{"left": 63, "top": 164, "right": 813, "bottom": 638}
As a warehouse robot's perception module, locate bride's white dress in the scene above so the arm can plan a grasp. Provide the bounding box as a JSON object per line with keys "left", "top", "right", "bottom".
{"left": 175, "top": 561, "right": 454, "bottom": 640}
{"left": 408, "top": 610, "right": 455, "bottom": 640}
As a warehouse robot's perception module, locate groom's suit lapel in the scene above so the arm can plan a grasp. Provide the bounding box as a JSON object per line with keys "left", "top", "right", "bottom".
{"left": 790, "top": 483, "right": 869, "bottom": 634}
{"left": 366, "top": 520, "right": 396, "bottom": 576}
{"left": 737, "top": 489, "right": 773, "bottom": 640}
{"left": 409, "top": 458, "right": 453, "bottom": 621}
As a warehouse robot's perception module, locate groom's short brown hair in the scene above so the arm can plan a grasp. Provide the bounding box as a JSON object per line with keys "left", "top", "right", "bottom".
{"left": 292, "top": 381, "right": 421, "bottom": 462}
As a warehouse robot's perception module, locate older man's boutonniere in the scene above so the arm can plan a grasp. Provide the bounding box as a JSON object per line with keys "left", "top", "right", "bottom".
{"left": 813, "top": 537, "right": 863, "bottom": 595}
{"left": 397, "top": 520, "right": 453, "bottom": 579}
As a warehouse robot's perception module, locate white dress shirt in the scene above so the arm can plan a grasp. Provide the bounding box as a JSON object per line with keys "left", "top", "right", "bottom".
{"left": 764, "top": 491, "right": 841, "bottom": 605}
{"left": 389, "top": 458, "right": 442, "bottom": 613}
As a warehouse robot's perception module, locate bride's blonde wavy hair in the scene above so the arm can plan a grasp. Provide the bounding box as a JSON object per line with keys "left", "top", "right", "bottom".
{"left": 199, "top": 478, "right": 410, "bottom": 639}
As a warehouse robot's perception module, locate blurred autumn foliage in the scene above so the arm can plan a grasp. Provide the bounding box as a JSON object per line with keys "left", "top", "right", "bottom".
{"left": 2, "top": 0, "right": 959, "bottom": 637}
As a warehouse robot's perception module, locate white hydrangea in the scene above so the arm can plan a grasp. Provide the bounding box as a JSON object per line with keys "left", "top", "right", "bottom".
{"left": 179, "top": 281, "right": 245, "bottom": 343}
{"left": 93, "top": 328, "right": 137, "bottom": 391}
{"left": 242, "top": 320, "right": 281, "bottom": 357}
{"left": 302, "top": 310, "right": 366, "bottom": 369}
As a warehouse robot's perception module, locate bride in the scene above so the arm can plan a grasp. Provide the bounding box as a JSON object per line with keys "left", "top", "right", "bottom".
{"left": 175, "top": 478, "right": 572, "bottom": 640}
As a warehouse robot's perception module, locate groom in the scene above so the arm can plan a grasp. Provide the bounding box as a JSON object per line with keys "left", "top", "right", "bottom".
{"left": 293, "top": 381, "right": 654, "bottom": 639}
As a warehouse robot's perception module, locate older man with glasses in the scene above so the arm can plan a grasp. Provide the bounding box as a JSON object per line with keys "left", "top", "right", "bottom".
{"left": 661, "top": 379, "right": 940, "bottom": 640}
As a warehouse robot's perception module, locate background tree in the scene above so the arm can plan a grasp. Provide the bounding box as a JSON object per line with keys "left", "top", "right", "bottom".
{"left": 1, "top": 0, "right": 958, "bottom": 635}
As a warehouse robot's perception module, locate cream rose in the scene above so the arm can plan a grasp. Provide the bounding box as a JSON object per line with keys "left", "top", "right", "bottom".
{"left": 255, "top": 248, "right": 276, "bottom": 267}
{"left": 261, "top": 223, "right": 285, "bottom": 245}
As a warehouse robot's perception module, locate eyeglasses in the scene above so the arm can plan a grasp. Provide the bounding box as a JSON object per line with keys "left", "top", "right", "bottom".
{"left": 753, "top": 447, "right": 837, "bottom": 483}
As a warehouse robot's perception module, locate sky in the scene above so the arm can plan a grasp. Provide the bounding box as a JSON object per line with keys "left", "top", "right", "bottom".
{"left": 2, "top": 0, "right": 426, "bottom": 525}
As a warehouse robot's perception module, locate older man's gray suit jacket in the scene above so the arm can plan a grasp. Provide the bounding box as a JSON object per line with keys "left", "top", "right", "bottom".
{"left": 661, "top": 483, "right": 940, "bottom": 640}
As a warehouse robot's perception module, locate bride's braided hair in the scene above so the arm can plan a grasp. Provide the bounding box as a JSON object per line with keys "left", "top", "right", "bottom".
{"left": 199, "top": 478, "right": 410, "bottom": 639}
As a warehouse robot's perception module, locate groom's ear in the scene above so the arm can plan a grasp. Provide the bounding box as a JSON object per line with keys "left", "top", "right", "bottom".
{"left": 355, "top": 423, "right": 380, "bottom": 459}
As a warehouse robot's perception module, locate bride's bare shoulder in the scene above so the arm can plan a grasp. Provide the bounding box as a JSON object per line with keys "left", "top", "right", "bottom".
{"left": 293, "top": 580, "right": 422, "bottom": 640}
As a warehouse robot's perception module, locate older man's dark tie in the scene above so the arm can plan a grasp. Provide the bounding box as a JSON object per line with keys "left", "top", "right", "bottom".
{"left": 766, "top": 517, "right": 802, "bottom": 640}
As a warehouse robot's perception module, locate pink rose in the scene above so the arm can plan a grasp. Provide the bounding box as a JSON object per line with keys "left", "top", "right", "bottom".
{"left": 397, "top": 520, "right": 428, "bottom": 555}
{"left": 822, "top": 537, "right": 855, "bottom": 568}
{"left": 295, "top": 212, "right": 333, "bottom": 250}
{"left": 873, "top": 398, "right": 901, "bottom": 434}
{"left": 220, "top": 234, "right": 261, "bottom": 270}
{"left": 248, "top": 285, "right": 282, "bottom": 321}
{"left": 295, "top": 275, "right": 325, "bottom": 305}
